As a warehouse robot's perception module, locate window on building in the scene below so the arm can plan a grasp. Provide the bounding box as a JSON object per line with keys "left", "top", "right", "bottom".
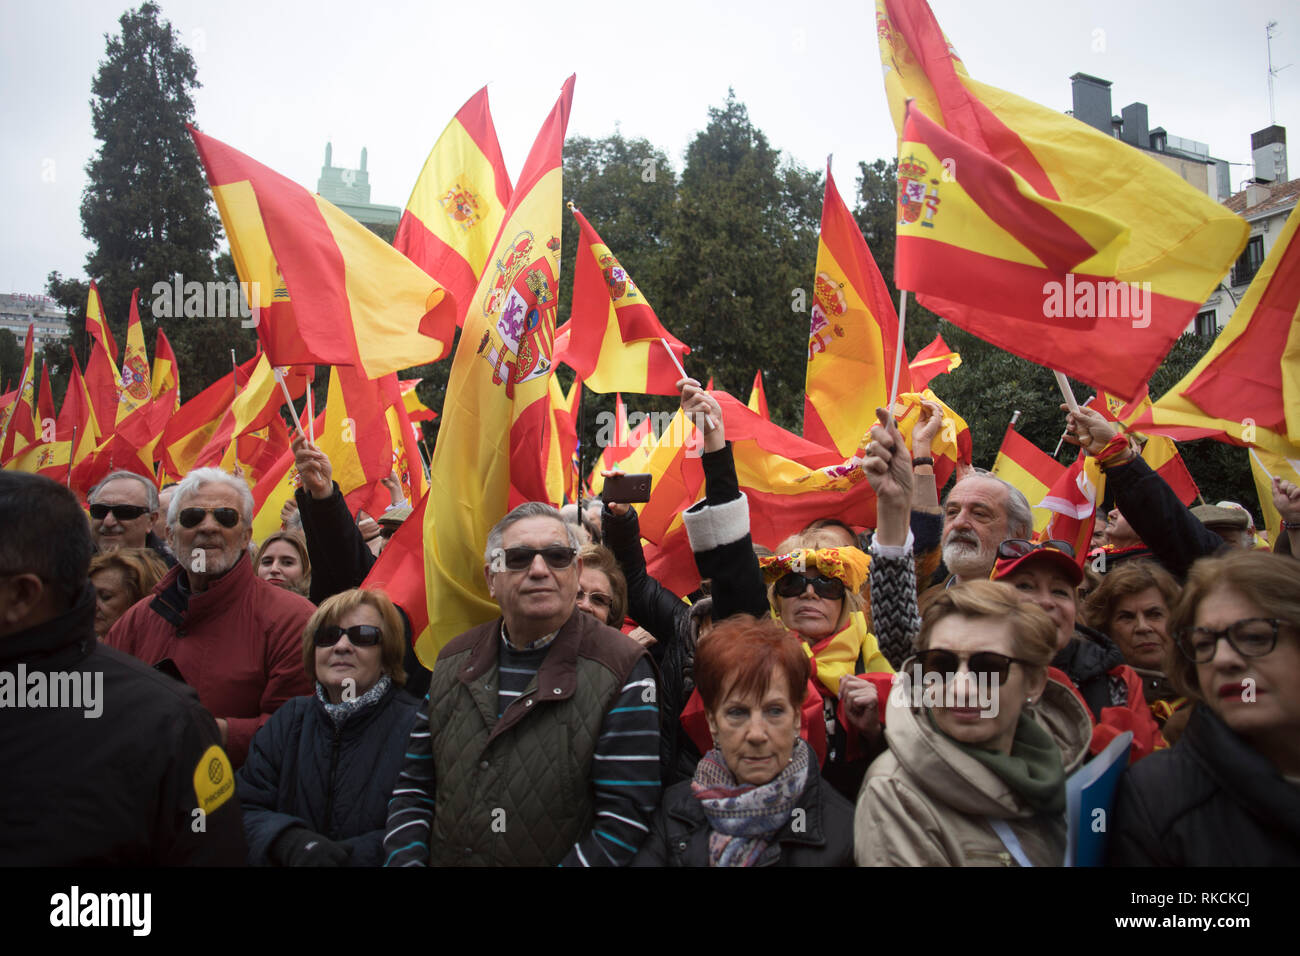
{"left": 1231, "top": 235, "right": 1265, "bottom": 287}
{"left": 1194, "top": 310, "right": 1217, "bottom": 337}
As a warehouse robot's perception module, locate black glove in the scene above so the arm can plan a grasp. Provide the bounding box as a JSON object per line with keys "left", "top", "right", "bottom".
{"left": 271, "top": 827, "right": 353, "bottom": 867}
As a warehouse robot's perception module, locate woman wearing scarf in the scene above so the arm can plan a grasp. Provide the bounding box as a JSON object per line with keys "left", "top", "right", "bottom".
{"left": 236, "top": 589, "right": 420, "bottom": 866}
{"left": 853, "top": 412, "right": 1091, "bottom": 866}
{"left": 632, "top": 614, "right": 854, "bottom": 866}
{"left": 674, "top": 380, "right": 893, "bottom": 801}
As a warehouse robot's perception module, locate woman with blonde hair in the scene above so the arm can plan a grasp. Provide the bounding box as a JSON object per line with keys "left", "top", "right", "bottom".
{"left": 88, "top": 548, "right": 167, "bottom": 638}
{"left": 235, "top": 588, "right": 419, "bottom": 866}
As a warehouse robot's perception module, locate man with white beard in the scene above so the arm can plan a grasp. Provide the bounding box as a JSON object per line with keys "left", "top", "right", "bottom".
{"left": 936, "top": 471, "right": 1034, "bottom": 587}
{"left": 106, "top": 468, "right": 313, "bottom": 768}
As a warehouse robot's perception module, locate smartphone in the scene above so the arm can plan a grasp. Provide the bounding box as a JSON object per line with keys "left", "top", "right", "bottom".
{"left": 602, "top": 473, "right": 652, "bottom": 504}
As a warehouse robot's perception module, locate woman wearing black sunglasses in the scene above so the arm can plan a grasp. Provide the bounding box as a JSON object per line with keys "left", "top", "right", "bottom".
{"left": 855, "top": 580, "right": 1092, "bottom": 866}
{"left": 1109, "top": 550, "right": 1300, "bottom": 865}
{"left": 236, "top": 588, "right": 420, "bottom": 866}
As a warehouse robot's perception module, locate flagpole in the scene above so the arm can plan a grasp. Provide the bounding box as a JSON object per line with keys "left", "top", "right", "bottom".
{"left": 306, "top": 370, "right": 315, "bottom": 444}
{"left": 1053, "top": 370, "right": 1080, "bottom": 414}
{"left": 273, "top": 368, "right": 306, "bottom": 439}
{"left": 660, "top": 337, "right": 716, "bottom": 430}
{"left": 886, "top": 289, "right": 908, "bottom": 429}
{"left": 1010, "top": 410, "right": 1021, "bottom": 430}
{"left": 66, "top": 423, "right": 77, "bottom": 487}
{"left": 575, "top": 378, "right": 586, "bottom": 509}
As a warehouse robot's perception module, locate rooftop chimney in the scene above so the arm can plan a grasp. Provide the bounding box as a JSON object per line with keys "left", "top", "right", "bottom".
{"left": 1120, "top": 102, "right": 1150, "bottom": 149}
{"left": 1251, "top": 125, "right": 1288, "bottom": 183}
{"left": 1070, "top": 73, "right": 1113, "bottom": 136}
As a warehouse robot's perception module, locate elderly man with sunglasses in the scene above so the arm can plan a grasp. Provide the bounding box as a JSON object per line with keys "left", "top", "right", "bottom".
{"left": 105, "top": 467, "right": 314, "bottom": 768}
{"left": 86, "top": 470, "right": 176, "bottom": 567}
{"left": 383, "top": 501, "right": 660, "bottom": 867}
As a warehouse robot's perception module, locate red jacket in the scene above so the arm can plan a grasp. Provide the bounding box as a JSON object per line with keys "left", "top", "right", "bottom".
{"left": 105, "top": 555, "right": 314, "bottom": 766}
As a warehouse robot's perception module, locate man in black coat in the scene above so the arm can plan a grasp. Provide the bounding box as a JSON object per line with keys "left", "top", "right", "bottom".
{"left": 0, "top": 472, "right": 245, "bottom": 865}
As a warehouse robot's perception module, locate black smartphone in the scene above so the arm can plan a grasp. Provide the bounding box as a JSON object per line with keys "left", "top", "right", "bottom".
{"left": 602, "top": 473, "right": 652, "bottom": 504}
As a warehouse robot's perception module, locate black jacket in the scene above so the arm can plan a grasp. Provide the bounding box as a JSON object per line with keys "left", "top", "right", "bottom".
{"left": 0, "top": 584, "right": 246, "bottom": 865}
{"left": 1053, "top": 624, "right": 1129, "bottom": 722}
{"left": 631, "top": 758, "right": 854, "bottom": 866}
{"left": 1108, "top": 704, "right": 1300, "bottom": 865}
{"left": 236, "top": 682, "right": 420, "bottom": 867}
{"left": 295, "top": 482, "right": 431, "bottom": 699}
{"left": 1105, "top": 455, "right": 1227, "bottom": 580}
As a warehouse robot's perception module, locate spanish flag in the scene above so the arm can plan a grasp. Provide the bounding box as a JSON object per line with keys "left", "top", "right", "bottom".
{"left": 638, "top": 393, "right": 880, "bottom": 597}
{"left": 317, "top": 363, "right": 395, "bottom": 511}
{"left": 804, "top": 162, "right": 908, "bottom": 458}
{"left": 991, "top": 423, "right": 1066, "bottom": 534}
{"left": 1249, "top": 447, "right": 1300, "bottom": 548}
{"left": 878, "top": 0, "right": 1248, "bottom": 399}
{"left": 249, "top": 406, "right": 326, "bottom": 544}
{"left": 1130, "top": 198, "right": 1300, "bottom": 457}
{"left": 890, "top": 388, "right": 972, "bottom": 490}
{"left": 395, "top": 86, "right": 513, "bottom": 326}
{"left": 908, "top": 333, "right": 962, "bottom": 391}
{"left": 190, "top": 126, "right": 457, "bottom": 378}
{"left": 152, "top": 328, "right": 180, "bottom": 408}
{"left": 1085, "top": 389, "right": 1199, "bottom": 506}
{"left": 399, "top": 379, "right": 437, "bottom": 423}
{"left": 85, "top": 281, "right": 117, "bottom": 365}
{"left": 420, "top": 76, "right": 575, "bottom": 666}
{"left": 1038, "top": 450, "right": 1105, "bottom": 565}
{"left": 159, "top": 353, "right": 262, "bottom": 478}
{"left": 553, "top": 205, "right": 689, "bottom": 395}
{"left": 0, "top": 324, "right": 35, "bottom": 463}
{"left": 549, "top": 374, "right": 581, "bottom": 502}
{"left": 116, "top": 291, "right": 152, "bottom": 426}
{"left": 747, "top": 370, "right": 770, "bottom": 421}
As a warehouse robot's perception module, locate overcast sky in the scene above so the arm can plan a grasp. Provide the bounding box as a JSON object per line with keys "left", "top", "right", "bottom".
{"left": 2, "top": 0, "right": 1297, "bottom": 299}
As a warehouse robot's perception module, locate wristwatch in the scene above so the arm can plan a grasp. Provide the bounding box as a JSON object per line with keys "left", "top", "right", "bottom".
{"left": 912, "top": 457, "right": 934, "bottom": 469}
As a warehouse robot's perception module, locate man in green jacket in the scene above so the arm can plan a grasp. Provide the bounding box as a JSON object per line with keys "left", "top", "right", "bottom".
{"left": 383, "top": 502, "right": 660, "bottom": 866}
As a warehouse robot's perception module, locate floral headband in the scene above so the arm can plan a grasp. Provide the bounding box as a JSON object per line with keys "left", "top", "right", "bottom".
{"left": 759, "top": 546, "right": 870, "bottom": 592}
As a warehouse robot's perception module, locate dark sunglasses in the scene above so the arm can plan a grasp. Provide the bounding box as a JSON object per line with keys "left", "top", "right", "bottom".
{"left": 775, "top": 573, "right": 846, "bottom": 600}
{"left": 1175, "top": 618, "right": 1287, "bottom": 663}
{"left": 997, "top": 538, "right": 1076, "bottom": 560}
{"left": 89, "top": 503, "right": 150, "bottom": 521}
{"left": 314, "top": 624, "right": 384, "bottom": 647}
{"left": 177, "top": 507, "right": 241, "bottom": 529}
{"left": 491, "top": 546, "right": 577, "bottom": 572}
{"left": 914, "top": 648, "right": 1033, "bottom": 684}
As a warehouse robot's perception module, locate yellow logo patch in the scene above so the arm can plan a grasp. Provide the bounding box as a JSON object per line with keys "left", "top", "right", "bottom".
{"left": 193, "top": 744, "right": 236, "bottom": 814}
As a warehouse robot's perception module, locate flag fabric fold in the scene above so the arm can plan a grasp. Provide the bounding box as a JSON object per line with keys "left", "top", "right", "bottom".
{"left": 990, "top": 423, "right": 1067, "bottom": 533}
{"left": 908, "top": 332, "right": 962, "bottom": 391}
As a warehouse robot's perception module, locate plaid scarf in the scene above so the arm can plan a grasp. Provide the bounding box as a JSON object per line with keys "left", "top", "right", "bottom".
{"left": 691, "top": 738, "right": 811, "bottom": 867}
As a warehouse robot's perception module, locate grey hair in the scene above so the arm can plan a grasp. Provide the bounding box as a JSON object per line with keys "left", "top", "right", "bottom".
{"left": 484, "top": 501, "right": 580, "bottom": 565}
{"left": 89, "top": 470, "right": 159, "bottom": 512}
{"left": 944, "top": 467, "right": 1034, "bottom": 540}
{"left": 168, "top": 467, "right": 255, "bottom": 528}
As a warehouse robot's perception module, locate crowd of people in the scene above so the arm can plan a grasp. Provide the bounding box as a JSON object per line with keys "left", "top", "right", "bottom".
{"left": 2, "top": 379, "right": 1299, "bottom": 867}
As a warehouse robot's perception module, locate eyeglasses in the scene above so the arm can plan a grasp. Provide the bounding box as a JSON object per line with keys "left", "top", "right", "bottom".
{"left": 314, "top": 624, "right": 384, "bottom": 647}
{"left": 89, "top": 503, "right": 150, "bottom": 522}
{"left": 490, "top": 546, "right": 577, "bottom": 572}
{"left": 997, "top": 538, "right": 1076, "bottom": 560}
{"left": 577, "top": 589, "right": 612, "bottom": 609}
{"left": 913, "top": 648, "right": 1034, "bottom": 685}
{"left": 775, "top": 573, "right": 846, "bottom": 601}
{"left": 177, "top": 507, "right": 241, "bottom": 529}
{"left": 1175, "top": 618, "right": 1287, "bottom": 663}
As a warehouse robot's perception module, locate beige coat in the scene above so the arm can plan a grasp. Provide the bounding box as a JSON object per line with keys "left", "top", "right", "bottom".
{"left": 854, "top": 677, "right": 1092, "bottom": 867}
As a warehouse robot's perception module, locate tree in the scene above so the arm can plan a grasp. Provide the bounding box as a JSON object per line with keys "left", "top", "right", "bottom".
{"left": 661, "top": 91, "right": 822, "bottom": 432}
{"left": 60, "top": 2, "right": 256, "bottom": 402}
{"left": 0, "top": 329, "right": 23, "bottom": 392}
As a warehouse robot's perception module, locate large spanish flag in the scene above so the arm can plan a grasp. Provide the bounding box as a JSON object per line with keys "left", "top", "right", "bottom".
{"left": 420, "top": 76, "right": 575, "bottom": 666}
{"left": 879, "top": 0, "right": 1248, "bottom": 398}
{"left": 395, "top": 86, "right": 513, "bottom": 326}
{"left": 190, "top": 126, "right": 457, "bottom": 377}
{"left": 990, "top": 423, "right": 1066, "bottom": 534}
{"left": 804, "top": 162, "right": 909, "bottom": 458}
{"left": 553, "top": 205, "right": 689, "bottom": 395}
{"left": 1131, "top": 203, "right": 1300, "bottom": 457}
{"left": 115, "top": 290, "right": 152, "bottom": 426}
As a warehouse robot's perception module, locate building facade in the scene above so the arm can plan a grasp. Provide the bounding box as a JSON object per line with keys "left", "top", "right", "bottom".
{"left": 0, "top": 293, "right": 70, "bottom": 352}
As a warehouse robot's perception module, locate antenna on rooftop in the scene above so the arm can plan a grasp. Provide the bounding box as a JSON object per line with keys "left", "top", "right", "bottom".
{"left": 1267, "top": 21, "right": 1291, "bottom": 126}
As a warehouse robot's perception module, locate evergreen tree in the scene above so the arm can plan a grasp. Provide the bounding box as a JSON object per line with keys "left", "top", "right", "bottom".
{"left": 54, "top": 1, "right": 255, "bottom": 401}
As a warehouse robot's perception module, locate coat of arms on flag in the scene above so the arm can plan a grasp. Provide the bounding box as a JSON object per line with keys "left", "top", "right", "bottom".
{"left": 440, "top": 182, "right": 484, "bottom": 230}
{"left": 476, "top": 230, "right": 557, "bottom": 397}
{"left": 808, "top": 272, "right": 847, "bottom": 360}
{"left": 119, "top": 354, "right": 151, "bottom": 403}
{"left": 897, "top": 151, "right": 941, "bottom": 227}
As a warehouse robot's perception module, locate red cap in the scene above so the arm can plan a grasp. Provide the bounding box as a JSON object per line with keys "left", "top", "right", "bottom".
{"left": 991, "top": 546, "right": 1084, "bottom": 587}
